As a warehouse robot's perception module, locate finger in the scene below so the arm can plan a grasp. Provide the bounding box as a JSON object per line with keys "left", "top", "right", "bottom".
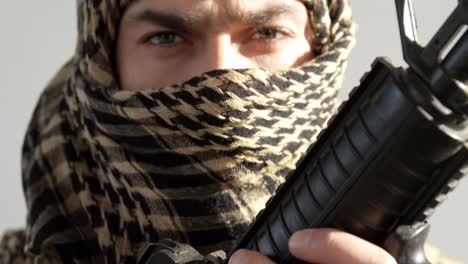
{"left": 289, "top": 228, "right": 397, "bottom": 264}
{"left": 228, "top": 249, "right": 276, "bottom": 264}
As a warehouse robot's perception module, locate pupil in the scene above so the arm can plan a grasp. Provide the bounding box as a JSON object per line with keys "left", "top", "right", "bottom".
{"left": 155, "top": 32, "right": 175, "bottom": 44}
{"left": 161, "top": 33, "right": 175, "bottom": 42}
{"left": 264, "top": 29, "right": 277, "bottom": 38}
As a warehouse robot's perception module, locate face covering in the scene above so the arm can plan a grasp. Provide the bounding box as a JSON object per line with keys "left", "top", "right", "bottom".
{"left": 7, "top": 0, "right": 355, "bottom": 263}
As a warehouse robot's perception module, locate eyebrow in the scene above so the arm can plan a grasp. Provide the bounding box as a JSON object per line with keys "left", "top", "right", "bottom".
{"left": 126, "top": 4, "right": 300, "bottom": 32}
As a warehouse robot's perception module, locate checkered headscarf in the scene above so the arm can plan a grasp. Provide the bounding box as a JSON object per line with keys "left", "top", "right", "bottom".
{"left": 1, "top": 0, "right": 355, "bottom": 263}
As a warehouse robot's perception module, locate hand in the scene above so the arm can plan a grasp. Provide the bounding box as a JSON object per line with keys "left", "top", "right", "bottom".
{"left": 228, "top": 228, "right": 397, "bottom": 264}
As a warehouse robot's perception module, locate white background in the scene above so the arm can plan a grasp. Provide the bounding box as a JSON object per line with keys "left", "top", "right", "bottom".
{"left": 1, "top": 0, "right": 467, "bottom": 261}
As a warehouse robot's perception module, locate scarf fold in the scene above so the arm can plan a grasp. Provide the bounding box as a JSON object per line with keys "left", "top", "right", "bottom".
{"left": 5, "top": 0, "right": 357, "bottom": 263}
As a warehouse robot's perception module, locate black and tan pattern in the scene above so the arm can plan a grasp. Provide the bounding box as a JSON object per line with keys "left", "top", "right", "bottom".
{"left": 0, "top": 0, "right": 459, "bottom": 263}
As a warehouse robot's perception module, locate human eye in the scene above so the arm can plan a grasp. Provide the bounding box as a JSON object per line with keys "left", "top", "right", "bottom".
{"left": 145, "top": 31, "right": 184, "bottom": 46}
{"left": 252, "top": 27, "right": 290, "bottom": 41}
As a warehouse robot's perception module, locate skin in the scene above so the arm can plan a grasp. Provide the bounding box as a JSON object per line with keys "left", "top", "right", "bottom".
{"left": 229, "top": 228, "right": 397, "bottom": 264}
{"left": 116, "top": 0, "right": 313, "bottom": 90}
{"left": 116, "top": 1, "right": 397, "bottom": 263}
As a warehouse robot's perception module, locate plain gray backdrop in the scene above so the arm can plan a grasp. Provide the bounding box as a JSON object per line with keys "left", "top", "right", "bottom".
{"left": 1, "top": 0, "right": 467, "bottom": 261}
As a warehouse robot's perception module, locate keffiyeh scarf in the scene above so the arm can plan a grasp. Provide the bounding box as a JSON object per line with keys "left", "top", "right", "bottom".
{"left": 1, "top": 0, "right": 364, "bottom": 263}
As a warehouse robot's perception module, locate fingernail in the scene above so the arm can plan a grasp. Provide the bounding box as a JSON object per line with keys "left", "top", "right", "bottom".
{"left": 289, "top": 229, "right": 318, "bottom": 254}
{"left": 228, "top": 249, "right": 247, "bottom": 264}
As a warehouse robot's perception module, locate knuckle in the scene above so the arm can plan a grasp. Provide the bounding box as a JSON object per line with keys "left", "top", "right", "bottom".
{"left": 320, "top": 229, "right": 342, "bottom": 249}
{"left": 383, "top": 255, "right": 398, "bottom": 264}
{"left": 367, "top": 250, "right": 397, "bottom": 264}
{"left": 228, "top": 249, "right": 249, "bottom": 264}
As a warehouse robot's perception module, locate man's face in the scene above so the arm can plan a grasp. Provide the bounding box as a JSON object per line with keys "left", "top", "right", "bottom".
{"left": 117, "top": 0, "right": 313, "bottom": 90}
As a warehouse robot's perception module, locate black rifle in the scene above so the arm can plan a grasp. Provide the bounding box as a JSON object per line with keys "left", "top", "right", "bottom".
{"left": 137, "top": 0, "right": 468, "bottom": 263}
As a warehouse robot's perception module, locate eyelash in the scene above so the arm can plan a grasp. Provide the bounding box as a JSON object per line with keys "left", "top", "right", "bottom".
{"left": 144, "top": 26, "right": 290, "bottom": 47}
{"left": 252, "top": 27, "right": 289, "bottom": 40}
{"left": 145, "top": 31, "right": 183, "bottom": 46}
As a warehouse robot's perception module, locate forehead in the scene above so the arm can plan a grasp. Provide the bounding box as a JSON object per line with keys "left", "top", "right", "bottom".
{"left": 128, "top": 0, "right": 303, "bottom": 10}
{"left": 125, "top": 0, "right": 308, "bottom": 22}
